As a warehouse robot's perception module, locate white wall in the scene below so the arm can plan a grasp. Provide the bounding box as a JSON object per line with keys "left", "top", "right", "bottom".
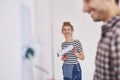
{"left": 0, "top": 0, "right": 22, "bottom": 80}
{"left": 52, "top": 0, "right": 102, "bottom": 80}
{"left": 33, "top": 0, "right": 54, "bottom": 80}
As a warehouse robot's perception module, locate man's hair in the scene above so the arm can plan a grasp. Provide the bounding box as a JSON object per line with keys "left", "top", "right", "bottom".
{"left": 115, "top": 0, "right": 119, "bottom": 4}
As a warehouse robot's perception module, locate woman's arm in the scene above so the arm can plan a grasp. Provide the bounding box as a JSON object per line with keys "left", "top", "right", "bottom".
{"left": 72, "top": 47, "right": 85, "bottom": 60}
{"left": 75, "top": 51, "right": 85, "bottom": 60}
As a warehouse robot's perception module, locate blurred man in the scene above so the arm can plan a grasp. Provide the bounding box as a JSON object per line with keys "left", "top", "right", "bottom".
{"left": 83, "top": 0, "right": 120, "bottom": 80}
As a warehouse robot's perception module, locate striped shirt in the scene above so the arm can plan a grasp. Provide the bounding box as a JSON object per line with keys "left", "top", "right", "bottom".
{"left": 93, "top": 13, "right": 120, "bottom": 80}
{"left": 61, "top": 39, "right": 83, "bottom": 64}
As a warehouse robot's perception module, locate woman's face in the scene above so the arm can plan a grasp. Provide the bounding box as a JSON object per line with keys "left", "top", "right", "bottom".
{"left": 62, "top": 26, "right": 73, "bottom": 38}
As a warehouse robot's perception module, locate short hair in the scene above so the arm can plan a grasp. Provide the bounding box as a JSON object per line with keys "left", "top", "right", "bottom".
{"left": 115, "top": 0, "right": 119, "bottom": 4}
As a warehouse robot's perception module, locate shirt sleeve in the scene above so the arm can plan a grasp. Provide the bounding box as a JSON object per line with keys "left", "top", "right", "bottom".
{"left": 74, "top": 40, "right": 83, "bottom": 53}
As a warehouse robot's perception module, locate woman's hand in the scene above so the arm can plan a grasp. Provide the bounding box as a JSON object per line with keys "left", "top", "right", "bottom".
{"left": 72, "top": 47, "right": 76, "bottom": 54}
{"left": 61, "top": 54, "right": 67, "bottom": 61}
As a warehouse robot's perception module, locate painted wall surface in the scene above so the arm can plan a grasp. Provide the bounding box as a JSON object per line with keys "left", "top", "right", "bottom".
{"left": 33, "top": 0, "right": 54, "bottom": 80}
{"left": 0, "top": 0, "right": 22, "bottom": 80}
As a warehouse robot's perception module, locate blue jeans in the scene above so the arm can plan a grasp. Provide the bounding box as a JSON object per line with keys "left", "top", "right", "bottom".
{"left": 72, "top": 63, "right": 82, "bottom": 80}
{"left": 62, "top": 63, "right": 82, "bottom": 80}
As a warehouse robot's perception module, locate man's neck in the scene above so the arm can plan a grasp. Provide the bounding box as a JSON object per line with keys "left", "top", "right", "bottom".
{"left": 103, "top": 4, "right": 120, "bottom": 23}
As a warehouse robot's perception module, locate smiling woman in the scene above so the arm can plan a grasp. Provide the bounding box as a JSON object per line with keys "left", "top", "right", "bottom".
{"left": 53, "top": 0, "right": 103, "bottom": 79}
{"left": 58, "top": 21, "right": 85, "bottom": 80}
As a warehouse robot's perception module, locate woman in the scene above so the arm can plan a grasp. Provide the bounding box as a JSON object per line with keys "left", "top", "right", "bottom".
{"left": 61, "top": 22, "right": 85, "bottom": 80}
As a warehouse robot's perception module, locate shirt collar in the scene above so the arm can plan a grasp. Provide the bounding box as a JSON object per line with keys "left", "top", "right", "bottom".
{"left": 102, "top": 13, "right": 120, "bottom": 31}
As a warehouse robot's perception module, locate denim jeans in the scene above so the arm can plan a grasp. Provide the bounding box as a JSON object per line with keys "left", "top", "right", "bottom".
{"left": 62, "top": 63, "right": 82, "bottom": 80}
{"left": 72, "top": 63, "right": 82, "bottom": 80}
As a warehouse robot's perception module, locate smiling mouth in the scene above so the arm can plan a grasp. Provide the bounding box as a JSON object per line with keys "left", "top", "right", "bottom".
{"left": 65, "top": 34, "right": 69, "bottom": 35}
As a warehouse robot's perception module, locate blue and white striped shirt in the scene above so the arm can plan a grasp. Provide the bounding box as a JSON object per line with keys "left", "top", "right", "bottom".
{"left": 61, "top": 39, "right": 83, "bottom": 64}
